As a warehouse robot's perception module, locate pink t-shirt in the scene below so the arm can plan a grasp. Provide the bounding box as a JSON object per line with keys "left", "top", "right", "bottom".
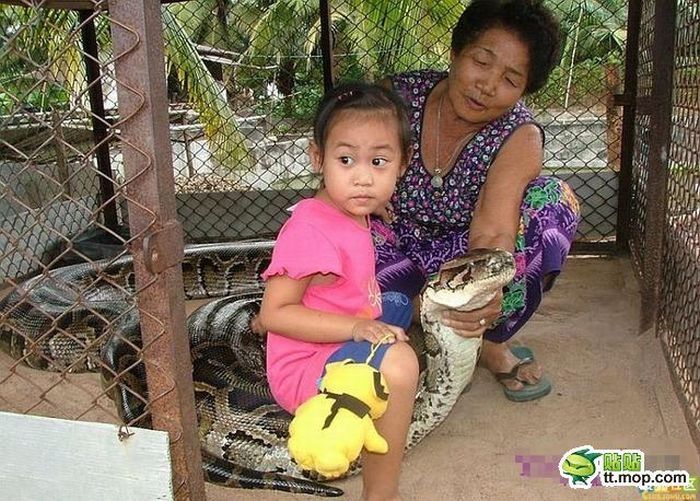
{"left": 262, "top": 198, "right": 382, "bottom": 413}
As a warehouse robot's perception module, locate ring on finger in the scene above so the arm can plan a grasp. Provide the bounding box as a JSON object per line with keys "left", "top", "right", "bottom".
{"left": 478, "top": 318, "right": 487, "bottom": 327}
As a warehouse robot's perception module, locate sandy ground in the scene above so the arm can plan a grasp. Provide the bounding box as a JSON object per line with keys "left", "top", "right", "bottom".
{"left": 2, "top": 256, "right": 698, "bottom": 500}
{"left": 206, "top": 256, "right": 700, "bottom": 500}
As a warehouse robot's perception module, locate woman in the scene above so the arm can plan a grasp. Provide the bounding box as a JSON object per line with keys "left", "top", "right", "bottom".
{"left": 372, "top": 0, "right": 580, "bottom": 402}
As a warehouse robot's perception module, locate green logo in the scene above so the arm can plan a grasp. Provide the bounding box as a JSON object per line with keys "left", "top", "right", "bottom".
{"left": 559, "top": 447, "right": 602, "bottom": 487}
{"left": 560, "top": 445, "right": 693, "bottom": 492}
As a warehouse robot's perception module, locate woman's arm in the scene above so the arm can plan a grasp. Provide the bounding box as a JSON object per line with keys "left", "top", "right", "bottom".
{"left": 441, "top": 124, "right": 543, "bottom": 336}
{"left": 468, "top": 123, "right": 543, "bottom": 252}
{"left": 259, "top": 274, "right": 406, "bottom": 344}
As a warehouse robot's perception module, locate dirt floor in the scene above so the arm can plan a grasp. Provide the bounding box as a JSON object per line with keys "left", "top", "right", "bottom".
{"left": 1, "top": 255, "right": 698, "bottom": 500}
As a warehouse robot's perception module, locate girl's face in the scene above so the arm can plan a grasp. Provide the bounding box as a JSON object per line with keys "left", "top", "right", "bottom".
{"left": 309, "top": 110, "right": 406, "bottom": 226}
{"left": 447, "top": 26, "right": 530, "bottom": 126}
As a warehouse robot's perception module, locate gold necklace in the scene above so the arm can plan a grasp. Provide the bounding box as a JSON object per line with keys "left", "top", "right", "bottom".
{"left": 431, "top": 92, "right": 446, "bottom": 188}
{"left": 431, "top": 89, "right": 475, "bottom": 189}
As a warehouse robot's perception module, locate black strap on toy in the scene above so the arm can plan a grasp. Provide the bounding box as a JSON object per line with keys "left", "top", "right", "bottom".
{"left": 373, "top": 371, "right": 389, "bottom": 400}
{"left": 321, "top": 391, "right": 371, "bottom": 429}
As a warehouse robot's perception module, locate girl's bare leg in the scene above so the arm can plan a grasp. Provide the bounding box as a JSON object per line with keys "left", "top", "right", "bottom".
{"left": 361, "top": 341, "right": 419, "bottom": 501}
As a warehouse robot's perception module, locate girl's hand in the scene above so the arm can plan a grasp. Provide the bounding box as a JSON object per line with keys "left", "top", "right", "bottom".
{"left": 351, "top": 320, "right": 408, "bottom": 344}
{"left": 440, "top": 290, "right": 503, "bottom": 338}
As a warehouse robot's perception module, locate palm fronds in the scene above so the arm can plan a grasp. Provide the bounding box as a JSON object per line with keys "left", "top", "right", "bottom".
{"left": 162, "top": 6, "right": 250, "bottom": 170}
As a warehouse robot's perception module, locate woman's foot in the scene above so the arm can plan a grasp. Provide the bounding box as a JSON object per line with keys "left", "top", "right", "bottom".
{"left": 479, "top": 339, "right": 542, "bottom": 392}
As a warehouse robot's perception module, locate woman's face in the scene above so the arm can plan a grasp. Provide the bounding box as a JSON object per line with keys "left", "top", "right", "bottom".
{"left": 447, "top": 26, "right": 530, "bottom": 125}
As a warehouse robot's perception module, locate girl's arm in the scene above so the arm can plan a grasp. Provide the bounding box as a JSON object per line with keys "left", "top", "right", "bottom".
{"left": 259, "top": 273, "right": 406, "bottom": 344}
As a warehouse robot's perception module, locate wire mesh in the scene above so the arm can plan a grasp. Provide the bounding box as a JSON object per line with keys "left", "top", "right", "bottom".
{"left": 629, "top": 0, "right": 656, "bottom": 271}
{"left": 0, "top": 3, "right": 130, "bottom": 420}
{"left": 2, "top": 0, "right": 628, "bottom": 262}
{"left": 146, "top": 0, "right": 629, "bottom": 247}
{"left": 526, "top": 0, "right": 627, "bottom": 244}
{"left": 658, "top": 0, "right": 700, "bottom": 445}
{"left": 0, "top": 1, "right": 204, "bottom": 498}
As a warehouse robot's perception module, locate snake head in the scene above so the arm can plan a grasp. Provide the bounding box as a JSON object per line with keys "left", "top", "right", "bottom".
{"left": 424, "top": 248, "right": 516, "bottom": 310}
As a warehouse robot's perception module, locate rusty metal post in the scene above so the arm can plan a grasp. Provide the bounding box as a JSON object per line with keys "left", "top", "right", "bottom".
{"left": 640, "top": 0, "right": 677, "bottom": 331}
{"left": 107, "top": 1, "right": 206, "bottom": 499}
{"left": 615, "top": 0, "right": 642, "bottom": 253}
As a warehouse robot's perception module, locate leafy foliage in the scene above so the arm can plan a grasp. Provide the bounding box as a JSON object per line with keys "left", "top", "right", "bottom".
{"left": 551, "top": 0, "right": 627, "bottom": 63}
{"left": 0, "top": 0, "right": 630, "bottom": 161}
{"left": 162, "top": 7, "right": 250, "bottom": 170}
{"left": 0, "top": 6, "right": 85, "bottom": 112}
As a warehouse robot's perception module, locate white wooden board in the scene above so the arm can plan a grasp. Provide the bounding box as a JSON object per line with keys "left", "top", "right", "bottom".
{"left": 0, "top": 411, "right": 173, "bottom": 501}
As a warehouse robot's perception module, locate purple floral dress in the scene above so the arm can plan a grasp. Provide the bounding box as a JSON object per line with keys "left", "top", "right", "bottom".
{"left": 372, "top": 70, "right": 580, "bottom": 343}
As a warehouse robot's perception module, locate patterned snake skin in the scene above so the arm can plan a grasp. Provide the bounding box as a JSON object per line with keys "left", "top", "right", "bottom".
{"left": 0, "top": 242, "right": 514, "bottom": 496}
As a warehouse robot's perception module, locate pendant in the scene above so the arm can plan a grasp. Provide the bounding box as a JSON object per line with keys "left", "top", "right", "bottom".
{"left": 431, "top": 175, "right": 443, "bottom": 189}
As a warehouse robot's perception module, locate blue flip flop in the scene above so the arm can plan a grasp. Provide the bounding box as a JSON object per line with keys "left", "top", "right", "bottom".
{"left": 495, "top": 346, "right": 552, "bottom": 402}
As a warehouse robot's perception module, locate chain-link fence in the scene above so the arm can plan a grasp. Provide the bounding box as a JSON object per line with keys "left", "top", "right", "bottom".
{"left": 145, "top": 0, "right": 628, "bottom": 248}
{"left": 0, "top": 0, "right": 637, "bottom": 496}
{"left": 0, "top": 1, "right": 205, "bottom": 498}
{"left": 1, "top": 1, "right": 630, "bottom": 279}
{"left": 629, "top": 0, "right": 700, "bottom": 448}
{"left": 3, "top": 0, "right": 700, "bottom": 497}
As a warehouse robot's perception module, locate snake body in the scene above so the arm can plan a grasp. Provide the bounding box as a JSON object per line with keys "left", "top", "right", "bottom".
{"left": 0, "top": 242, "right": 514, "bottom": 496}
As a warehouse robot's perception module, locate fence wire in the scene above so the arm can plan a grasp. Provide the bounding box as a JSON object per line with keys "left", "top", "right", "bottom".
{"left": 657, "top": 0, "right": 700, "bottom": 447}
{"left": 0, "top": 1, "right": 204, "bottom": 498}
{"left": 8, "top": 0, "right": 700, "bottom": 497}
{"left": 1, "top": 4, "right": 129, "bottom": 419}
{"left": 1, "top": 1, "right": 630, "bottom": 278}
{"left": 147, "top": 0, "right": 628, "bottom": 246}
{"left": 627, "top": 0, "right": 700, "bottom": 449}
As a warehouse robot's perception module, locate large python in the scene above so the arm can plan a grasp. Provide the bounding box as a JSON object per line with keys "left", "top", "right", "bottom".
{"left": 0, "top": 242, "right": 514, "bottom": 496}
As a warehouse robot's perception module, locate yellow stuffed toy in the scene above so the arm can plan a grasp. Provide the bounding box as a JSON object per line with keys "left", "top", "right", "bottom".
{"left": 287, "top": 359, "right": 390, "bottom": 478}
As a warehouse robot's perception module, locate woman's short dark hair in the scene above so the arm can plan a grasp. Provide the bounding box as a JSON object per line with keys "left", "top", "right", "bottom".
{"left": 313, "top": 82, "right": 412, "bottom": 163}
{"left": 451, "top": 0, "right": 563, "bottom": 94}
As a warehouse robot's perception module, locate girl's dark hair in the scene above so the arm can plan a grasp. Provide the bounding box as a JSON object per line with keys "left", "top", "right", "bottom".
{"left": 451, "top": 0, "right": 563, "bottom": 94}
{"left": 313, "top": 82, "right": 412, "bottom": 163}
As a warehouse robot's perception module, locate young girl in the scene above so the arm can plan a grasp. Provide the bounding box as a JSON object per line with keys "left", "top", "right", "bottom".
{"left": 259, "top": 82, "right": 419, "bottom": 501}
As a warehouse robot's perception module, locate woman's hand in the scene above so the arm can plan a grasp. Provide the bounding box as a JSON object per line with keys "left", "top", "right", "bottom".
{"left": 440, "top": 290, "right": 503, "bottom": 338}
{"left": 351, "top": 319, "right": 408, "bottom": 344}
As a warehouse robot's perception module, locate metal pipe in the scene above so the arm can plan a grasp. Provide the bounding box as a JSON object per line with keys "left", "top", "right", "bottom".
{"left": 640, "top": 0, "right": 677, "bottom": 331}
{"left": 615, "top": 0, "right": 642, "bottom": 254}
{"left": 319, "top": 0, "right": 334, "bottom": 93}
{"left": 79, "top": 10, "right": 119, "bottom": 232}
{"left": 108, "top": 0, "right": 206, "bottom": 497}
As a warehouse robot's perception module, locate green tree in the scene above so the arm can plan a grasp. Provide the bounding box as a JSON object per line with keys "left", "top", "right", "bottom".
{"left": 548, "top": 0, "right": 627, "bottom": 63}
{"left": 162, "top": 7, "right": 250, "bottom": 169}
{"left": 0, "top": 4, "right": 248, "bottom": 169}
{"left": 535, "top": 0, "right": 627, "bottom": 108}
{"left": 239, "top": 0, "right": 463, "bottom": 95}
{"left": 0, "top": 7, "right": 90, "bottom": 112}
